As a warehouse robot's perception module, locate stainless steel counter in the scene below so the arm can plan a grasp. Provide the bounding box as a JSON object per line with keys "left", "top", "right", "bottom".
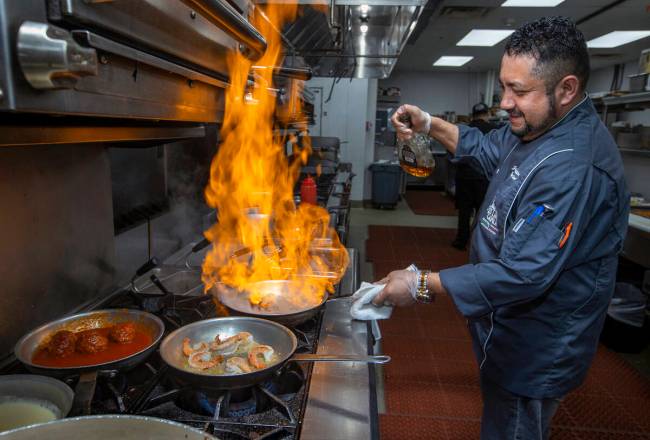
{"left": 301, "top": 301, "right": 378, "bottom": 439}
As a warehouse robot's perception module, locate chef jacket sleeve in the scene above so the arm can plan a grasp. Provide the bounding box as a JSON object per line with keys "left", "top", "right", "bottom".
{"left": 452, "top": 124, "right": 509, "bottom": 179}
{"left": 439, "top": 152, "right": 593, "bottom": 318}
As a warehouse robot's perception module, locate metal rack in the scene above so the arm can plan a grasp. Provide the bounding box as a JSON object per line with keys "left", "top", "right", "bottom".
{"left": 593, "top": 91, "right": 650, "bottom": 117}
{"left": 592, "top": 91, "right": 650, "bottom": 155}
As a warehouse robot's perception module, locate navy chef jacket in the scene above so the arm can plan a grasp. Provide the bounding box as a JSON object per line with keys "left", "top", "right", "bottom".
{"left": 439, "top": 96, "right": 629, "bottom": 399}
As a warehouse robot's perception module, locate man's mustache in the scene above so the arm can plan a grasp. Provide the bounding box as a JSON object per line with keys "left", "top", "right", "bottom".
{"left": 509, "top": 109, "right": 524, "bottom": 118}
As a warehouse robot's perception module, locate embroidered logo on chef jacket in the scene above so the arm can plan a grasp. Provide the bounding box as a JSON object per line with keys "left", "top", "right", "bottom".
{"left": 510, "top": 165, "right": 520, "bottom": 181}
{"left": 480, "top": 198, "right": 499, "bottom": 236}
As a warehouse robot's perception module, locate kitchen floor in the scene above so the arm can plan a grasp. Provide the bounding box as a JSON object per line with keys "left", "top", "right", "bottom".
{"left": 348, "top": 191, "right": 650, "bottom": 440}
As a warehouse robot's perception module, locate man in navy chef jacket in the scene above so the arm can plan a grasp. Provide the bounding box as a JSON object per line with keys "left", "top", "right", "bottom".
{"left": 375, "top": 17, "right": 629, "bottom": 439}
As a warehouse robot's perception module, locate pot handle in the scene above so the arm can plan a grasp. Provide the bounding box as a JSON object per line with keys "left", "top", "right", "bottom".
{"left": 291, "top": 354, "right": 391, "bottom": 364}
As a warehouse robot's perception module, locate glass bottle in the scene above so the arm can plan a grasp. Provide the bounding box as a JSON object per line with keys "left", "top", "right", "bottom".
{"left": 396, "top": 114, "right": 435, "bottom": 177}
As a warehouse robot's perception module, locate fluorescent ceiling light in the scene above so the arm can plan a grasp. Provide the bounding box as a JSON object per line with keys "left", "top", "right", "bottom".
{"left": 360, "top": 4, "right": 370, "bottom": 14}
{"left": 457, "top": 29, "right": 514, "bottom": 47}
{"left": 501, "top": 0, "right": 565, "bottom": 6}
{"left": 433, "top": 56, "right": 473, "bottom": 67}
{"left": 587, "top": 31, "right": 650, "bottom": 48}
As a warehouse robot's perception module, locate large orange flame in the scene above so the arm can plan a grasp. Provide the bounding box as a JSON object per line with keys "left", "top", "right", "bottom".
{"left": 202, "top": 3, "right": 348, "bottom": 309}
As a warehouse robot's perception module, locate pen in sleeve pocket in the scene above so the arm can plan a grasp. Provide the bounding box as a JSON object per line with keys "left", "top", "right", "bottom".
{"left": 558, "top": 222, "right": 573, "bottom": 248}
{"left": 527, "top": 205, "right": 545, "bottom": 224}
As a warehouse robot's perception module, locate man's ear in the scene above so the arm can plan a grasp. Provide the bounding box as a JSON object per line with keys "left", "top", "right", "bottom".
{"left": 556, "top": 75, "right": 580, "bottom": 106}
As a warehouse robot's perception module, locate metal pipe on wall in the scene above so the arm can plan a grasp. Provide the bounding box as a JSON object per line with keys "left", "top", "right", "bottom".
{"left": 485, "top": 69, "right": 496, "bottom": 108}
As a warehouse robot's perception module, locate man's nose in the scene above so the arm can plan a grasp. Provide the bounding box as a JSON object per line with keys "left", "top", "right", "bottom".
{"left": 500, "top": 92, "right": 515, "bottom": 110}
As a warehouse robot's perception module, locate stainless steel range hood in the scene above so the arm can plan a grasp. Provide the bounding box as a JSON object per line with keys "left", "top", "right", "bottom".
{"left": 261, "top": 0, "right": 426, "bottom": 78}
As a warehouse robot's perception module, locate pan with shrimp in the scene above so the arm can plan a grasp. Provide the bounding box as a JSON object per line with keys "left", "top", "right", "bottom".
{"left": 159, "top": 317, "right": 391, "bottom": 390}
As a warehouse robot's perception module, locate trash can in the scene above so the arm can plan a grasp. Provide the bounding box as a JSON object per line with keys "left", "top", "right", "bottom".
{"left": 600, "top": 282, "right": 650, "bottom": 353}
{"left": 369, "top": 161, "right": 402, "bottom": 209}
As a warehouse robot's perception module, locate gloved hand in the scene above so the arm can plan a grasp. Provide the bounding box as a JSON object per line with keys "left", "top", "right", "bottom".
{"left": 390, "top": 104, "right": 432, "bottom": 141}
{"left": 372, "top": 269, "right": 419, "bottom": 307}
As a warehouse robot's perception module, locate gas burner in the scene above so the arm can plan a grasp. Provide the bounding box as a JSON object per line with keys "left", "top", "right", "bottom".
{"left": 292, "top": 323, "right": 316, "bottom": 352}
{"left": 178, "top": 388, "right": 258, "bottom": 418}
{"left": 149, "top": 363, "right": 305, "bottom": 419}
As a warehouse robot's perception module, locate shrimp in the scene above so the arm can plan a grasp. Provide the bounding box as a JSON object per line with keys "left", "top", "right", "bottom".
{"left": 182, "top": 337, "right": 208, "bottom": 357}
{"left": 210, "top": 332, "right": 253, "bottom": 355}
{"left": 248, "top": 345, "right": 274, "bottom": 369}
{"left": 225, "top": 356, "right": 253, "bottom": 374}
{"left": 188, "top": 350, "right": 224, "bottom": 370}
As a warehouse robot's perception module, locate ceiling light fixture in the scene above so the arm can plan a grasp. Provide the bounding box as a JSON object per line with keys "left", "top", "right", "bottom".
{"left": 360, "top": 4, "right": 370, "bottom": 14}
{"left": 587, "top": 31, "right": 650, "bottom": 48}
{"left": 501, "top": 0, "right": 565, "bottom": 6}
{"left": 457, "top": 29, "right": 514, "bottom": 46}
{"left": 433, "top": 56, "right": 474, "bottom": 67}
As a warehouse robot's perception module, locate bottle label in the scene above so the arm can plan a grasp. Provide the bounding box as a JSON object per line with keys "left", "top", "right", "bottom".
{"left": 400, "top": 145, "right": 417, "bottom": 166}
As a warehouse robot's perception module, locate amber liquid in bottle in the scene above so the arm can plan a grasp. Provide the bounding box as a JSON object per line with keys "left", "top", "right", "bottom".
{"left": 400, "top": 163, "right": 433, "bottom": 177}
{"left": 397, "top": 114, "right": 435, "bottom": 178}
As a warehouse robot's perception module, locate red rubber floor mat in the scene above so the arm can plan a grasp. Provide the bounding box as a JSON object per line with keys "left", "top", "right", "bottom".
{"left": 403, "top": 190, "right": 457, "bottom": 216}
{"left": 370, "top": 226, "right": 650, "bottom": 439}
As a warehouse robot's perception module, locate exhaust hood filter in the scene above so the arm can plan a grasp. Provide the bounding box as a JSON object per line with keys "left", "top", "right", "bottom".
{"left": 276, "top": 2, "right": 426, "bottom": 78}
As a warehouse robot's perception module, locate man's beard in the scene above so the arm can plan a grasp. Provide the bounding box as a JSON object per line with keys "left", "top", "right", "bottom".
{"left": 509, "top": 93, "right": 558, "bottom": 140}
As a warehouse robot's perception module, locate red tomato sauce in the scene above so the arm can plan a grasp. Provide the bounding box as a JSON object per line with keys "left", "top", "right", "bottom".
{"left": 32, "top": 326, "right": 153, "bottom": 368}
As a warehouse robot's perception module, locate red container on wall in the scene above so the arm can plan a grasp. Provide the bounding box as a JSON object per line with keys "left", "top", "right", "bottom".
{"left": 300, "top": 175, "right": 317, "bottom": 205}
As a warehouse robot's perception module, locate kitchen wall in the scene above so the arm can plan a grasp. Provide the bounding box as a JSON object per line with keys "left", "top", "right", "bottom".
{"left": 305, "top": 77, "right": 378, "bottom": 201}
{"left": 378, "top": 71, "right": 486, "bottom": 116}
{"left": 589, "top": 59, "right": 636, "bottom": 93}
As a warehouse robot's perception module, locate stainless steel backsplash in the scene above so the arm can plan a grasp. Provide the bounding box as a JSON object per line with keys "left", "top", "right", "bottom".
{"left": 0, "top": 144, "right": 115, "bottom": 354}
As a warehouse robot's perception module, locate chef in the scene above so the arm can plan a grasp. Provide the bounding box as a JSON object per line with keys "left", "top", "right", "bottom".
{"left": 375, "top": 16, "right": 629, "bottom": 439}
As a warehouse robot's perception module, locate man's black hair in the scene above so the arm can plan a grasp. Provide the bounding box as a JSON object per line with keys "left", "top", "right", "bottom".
{"left": 504, "top": 16, "right": 590, "bottom": 93}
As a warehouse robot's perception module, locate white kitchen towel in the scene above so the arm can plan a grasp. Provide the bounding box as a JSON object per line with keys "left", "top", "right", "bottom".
{"left": 349, "top": 264, "right": 419, "bottom": 321}
{"left": 349, "top": 282, "right": 392, "bottom": 320}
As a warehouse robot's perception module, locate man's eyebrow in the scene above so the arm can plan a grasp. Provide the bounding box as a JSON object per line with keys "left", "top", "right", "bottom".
{"left": 502, "top": 80, "right": 526, "bottom": 89}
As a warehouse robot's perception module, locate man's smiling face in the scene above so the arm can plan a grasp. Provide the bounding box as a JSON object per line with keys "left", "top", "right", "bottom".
{"left": 499, "top": 54, "right": 559, "bottom": 141}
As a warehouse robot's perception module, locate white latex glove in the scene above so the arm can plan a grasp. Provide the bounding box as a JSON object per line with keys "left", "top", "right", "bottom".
{"left": 372, "top": 269, "right": 419, "bottom": 307}
{"left": 391, "top": 104, "right": 432, "bottom": 141}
